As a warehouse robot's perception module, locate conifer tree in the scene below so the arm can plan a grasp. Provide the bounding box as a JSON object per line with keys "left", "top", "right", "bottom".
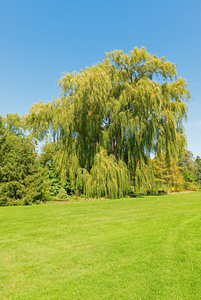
{"left": 0, "top": 114, "right": 45, "bottom": 205}
{"left": 55, "top": 187, "right": 68, "bottom": 201}
{"left": 153, "top": 152, "right": 184, "bottom": 192}
{"left": 195, "top": 156, "right": 201, "bottom": 185}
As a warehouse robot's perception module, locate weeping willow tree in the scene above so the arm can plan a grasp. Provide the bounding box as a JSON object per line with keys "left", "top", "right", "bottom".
{"left": 76, "top": 148, "right": 130, "bottom": 198}
{"left": 24, "top": 47, "right": 190, "bottom": 197}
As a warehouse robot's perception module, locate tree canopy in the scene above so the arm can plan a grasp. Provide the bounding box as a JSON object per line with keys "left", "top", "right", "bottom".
{"left": 0, "top": 114, "right": 45, "bottom": 205}
{"left": 24, "top": 47, "right": 190, "bottom": 197}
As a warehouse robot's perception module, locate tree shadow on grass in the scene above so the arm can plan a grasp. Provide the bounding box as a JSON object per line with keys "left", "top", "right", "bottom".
{"left": 129, "top": 191, "right": 168, "bottom": 198}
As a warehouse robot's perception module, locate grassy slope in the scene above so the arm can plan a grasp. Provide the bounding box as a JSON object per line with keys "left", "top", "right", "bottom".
{"left": 0, "top": 193, "right": 201, "bottom": 299}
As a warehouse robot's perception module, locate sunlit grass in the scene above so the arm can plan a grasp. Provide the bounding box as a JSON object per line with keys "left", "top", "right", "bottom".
{"left": 0, "top": 193, "right": 201, "bottom": 299}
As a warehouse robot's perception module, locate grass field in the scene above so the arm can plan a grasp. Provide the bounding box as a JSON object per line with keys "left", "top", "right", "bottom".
{"left": 0, "top": 193, "right": 201, "bottom": 299}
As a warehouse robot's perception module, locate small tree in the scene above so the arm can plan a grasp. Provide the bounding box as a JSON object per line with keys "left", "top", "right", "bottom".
{"left": 195, "top": 156, "right": 201, "bottom": 185}
{"left": 55, "top": 187, "right": 68, "bottom": 201}
{"left": 153, "top": 152, "right": 184, "bottom": 192}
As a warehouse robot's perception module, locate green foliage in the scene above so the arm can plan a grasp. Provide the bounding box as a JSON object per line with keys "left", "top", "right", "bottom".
{"left": 153, "top": 152, "right": 184, "bottom": 192}
{"left": 182, "top": 181, "right": 197, "bottom": 191}
{"left": 183, "top": 170, "right": 196, "bottom": 183}
{"left": 44, "top": 161, "right": 61, "bottom": 196}
{"left": 195, "top": 155, "right": 201, "bottom": 165}
{"left": 3, "top": 113, "right": 23, "bottom": 136}
{"left": 178, "top": 150, "right": 198, "bottom": 190}
{"left": 78, "top": 148, "right": 130, "bottom": 198}
{"left": 24, "top": 47, "right": 190, "bottom": 196}
{"left": 178, "top": 150, "right": 197, "bottom": 173}
{"left": 55, "top": 187, "right": 68, "bottom": 201}
{"left": 134, "top": 160, "right": 155, "bottom": 193}
{"left": 195, "top": 156, "right": 201, "bottom": 184}
{"left": 0, "top": 114, "right": 45, "bottom": 206}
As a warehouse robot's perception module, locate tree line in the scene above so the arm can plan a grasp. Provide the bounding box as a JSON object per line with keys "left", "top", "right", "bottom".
{"left": 1, "top": 47, "right": 200, "bottom": 205}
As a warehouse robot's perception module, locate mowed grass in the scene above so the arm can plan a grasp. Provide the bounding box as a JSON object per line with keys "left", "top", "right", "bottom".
{"left": 0, "top": 193, "right": 201, "bottom": 299}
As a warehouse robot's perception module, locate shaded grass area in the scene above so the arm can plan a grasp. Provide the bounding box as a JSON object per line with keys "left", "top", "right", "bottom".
{"left": 0, "top": 193, "right": 201, "bottom": 299}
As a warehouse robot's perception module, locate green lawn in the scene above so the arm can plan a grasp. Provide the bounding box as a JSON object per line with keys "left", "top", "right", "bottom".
{"left": 0, "top": 193, "right": 201, "bottom": 299}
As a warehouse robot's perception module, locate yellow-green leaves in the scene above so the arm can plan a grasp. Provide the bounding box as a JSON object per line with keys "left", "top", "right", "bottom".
{"left": 84, "top": 148, "right": 130, "bottom": 198}
{"left": 24, "top": 47, "right": 190, "bottom": 196}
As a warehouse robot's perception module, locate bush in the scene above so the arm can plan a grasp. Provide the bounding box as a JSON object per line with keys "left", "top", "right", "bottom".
{"left": 55, "top": 187, "right": 68, "bottom": 201}
{"left": 183, "top": 182, "right": 197, "bottom": 191}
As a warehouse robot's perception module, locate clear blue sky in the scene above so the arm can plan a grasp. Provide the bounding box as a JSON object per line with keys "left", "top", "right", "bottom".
{"left": 0, "top": 0, "right": 201, "bottom": 156}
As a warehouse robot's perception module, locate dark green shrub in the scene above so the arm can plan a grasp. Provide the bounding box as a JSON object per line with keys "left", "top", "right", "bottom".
{"left": 0, "top": 114, "right": 45, "bottom": 206}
